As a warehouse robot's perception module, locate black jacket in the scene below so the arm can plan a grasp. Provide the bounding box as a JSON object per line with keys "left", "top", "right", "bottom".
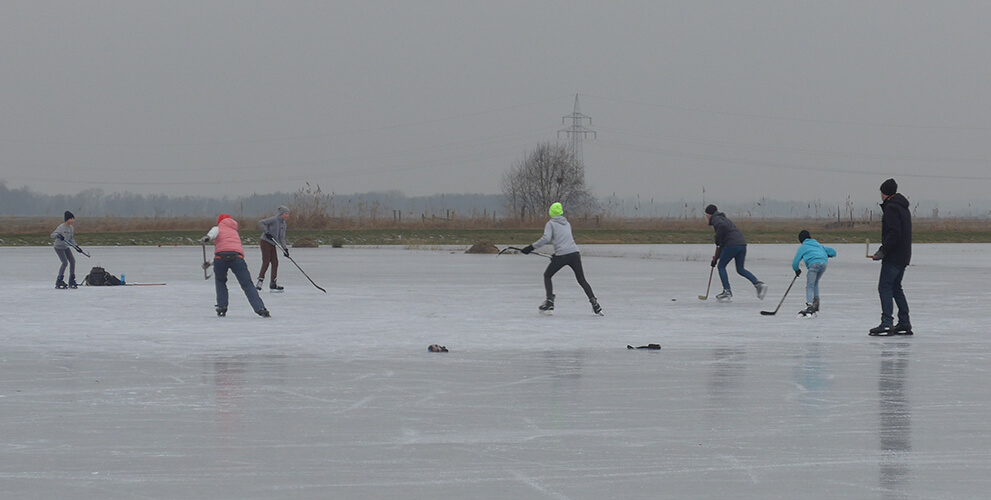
{"left": 708, "top": 212, "right": 747, "bottom": 248}
{"left": 880, "top": 193, "right": 912, "bottom": 266}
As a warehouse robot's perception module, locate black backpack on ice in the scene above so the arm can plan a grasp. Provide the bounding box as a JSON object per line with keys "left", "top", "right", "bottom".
{"left": 84, "top": 266, "right": 123, "bottom": 286}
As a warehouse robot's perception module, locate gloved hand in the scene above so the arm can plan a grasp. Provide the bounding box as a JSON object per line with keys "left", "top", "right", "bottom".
{"left": 264, "top": 232, "right": 274, "bottom": 241}
{"left": 521, "top": 245, "right": 534, "bottom": 255}
{"left": 199, "top": 235, "right": 211, "bottom": 244}
{"left": 710, "top": 257, "right": 717, "bottom": 268}
{"left": 795, "top": 269, "right": 802, "bottom": 277}
{"left": 872, "top": 248, "right": 885, "bottom": 261}
{"left": 201, "top": 261, "right": 212, "bottom": 270}
{"left": 283, "top": 249, "right": 290, "bottom": 258}
{"left": 57, "top": 234, "right": 65, "bottom": 241}
{"left": 73, "top": 246, "right": 82, "bottom": 253}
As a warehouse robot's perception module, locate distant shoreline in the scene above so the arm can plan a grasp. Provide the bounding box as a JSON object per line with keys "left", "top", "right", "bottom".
{"left": 2, "top": 223, "right": 990, "bottom": 247}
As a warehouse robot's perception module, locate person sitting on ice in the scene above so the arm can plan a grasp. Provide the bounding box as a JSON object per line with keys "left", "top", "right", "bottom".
{"left": 520, "top": 202, "right": 602, "bottom": 316}
{"left": 792, "top": 230, "right": 837, "bottom": 317}
{"left": 200, "top": 214, "right": 270, "bottom": 318}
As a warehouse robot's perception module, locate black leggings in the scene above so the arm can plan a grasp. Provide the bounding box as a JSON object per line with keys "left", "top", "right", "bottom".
{"left": 544, "top": 252, "right": 595, "bottom": 300}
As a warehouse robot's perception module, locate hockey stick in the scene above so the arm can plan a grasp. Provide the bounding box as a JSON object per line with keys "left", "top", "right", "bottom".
{"left": 201, "top": 242, "right": 212, "bottom": 280}
{"left": 760, "top": 274, "right": 799, "bottom": 316}
{"left": 698, "top": 266, "right": 715, "bottom": 300}
{"left": 67, "top": 241, "right": 90, "bottom": 258}
{"left": 497, "top": 246, "right": 552, "bottom": 258}
{"left": 272, "top": 239, "right": 327, "bottom": 293}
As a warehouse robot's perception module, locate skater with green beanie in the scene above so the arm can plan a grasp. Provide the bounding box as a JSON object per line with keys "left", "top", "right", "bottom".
{"left": 520, "top": 202, "right": 602, "bottom": 315}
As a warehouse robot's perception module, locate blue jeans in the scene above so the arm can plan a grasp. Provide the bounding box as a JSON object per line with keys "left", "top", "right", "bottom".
{"left": 878, "top": 261, "right": 909, "bottom": 327}
{"left": 214, "top": 253, "right": 266, "bottom": 312}
{"left": 717, "top": 245, "right": 759, "bottom": 290}
{"left": 805, "top": 262, "right": 826, "bottom": 303}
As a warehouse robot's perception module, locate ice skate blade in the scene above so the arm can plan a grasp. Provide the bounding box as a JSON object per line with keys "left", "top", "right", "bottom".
{"left": 539, "top": 310, "right": 553, "bottom": 316}
{"left": 269, "top": 289, "right": 284, "bottom": 293}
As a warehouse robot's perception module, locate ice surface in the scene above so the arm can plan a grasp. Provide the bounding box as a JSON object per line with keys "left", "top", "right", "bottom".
{"left": 1, "top": 243, "right": 990, "bottom": 499}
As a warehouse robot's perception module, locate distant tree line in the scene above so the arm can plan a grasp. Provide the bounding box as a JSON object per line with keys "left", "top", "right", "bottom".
{"left": 0, "top": 181, "right": 507, "bottom": 219}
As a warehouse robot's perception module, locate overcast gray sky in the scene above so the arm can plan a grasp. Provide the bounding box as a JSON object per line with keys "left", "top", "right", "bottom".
{"left": 2, "top": 1, "right": 991, "bottom": 208}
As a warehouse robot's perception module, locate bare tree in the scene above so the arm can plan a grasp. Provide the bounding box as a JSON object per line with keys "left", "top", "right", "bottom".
{"left": 501, "top": 142, "right": 596, "bottom": 220}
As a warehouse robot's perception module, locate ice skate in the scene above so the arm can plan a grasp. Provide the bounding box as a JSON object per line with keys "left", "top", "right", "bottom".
{"left": 755, "top": 281, "right": 767, "bottom": 300}
{"left": 869, "top": 324, "right": 895, "bottom": 336}
{"left": 215, "top": 306, "right": 227, "bottom": 317}
{"left": 715, "top": 289, "right": 732, "bottom": 302}
{"left": 68, "top": 276, "right": 78, "bottom": 289}
{"left": 55, "top": 276, "right": 68, "bottom": 289}
{"left": 255, "top": 277, "right": 263, "bottom": 291}
{"left": 538, "top": 296, "right": 554, "bottom": 315}
{"left": 893, "top": 322, "right": 913, "bottom": 335}
{"left": 590, "top": 297, "right": 603, "bottom": 316}
{"left": 256, "top": 308, "right": 271, "bottom": 318}
{"left": 269, "top": 278, "right": 284, "bottom": 293}
{"left": 798, "top": 303, "right": 817, "bottom": 318}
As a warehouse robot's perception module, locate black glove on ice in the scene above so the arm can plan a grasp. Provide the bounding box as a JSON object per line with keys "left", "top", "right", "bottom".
{"left": 521, "top": 245, "right": 534, "bottom": 255}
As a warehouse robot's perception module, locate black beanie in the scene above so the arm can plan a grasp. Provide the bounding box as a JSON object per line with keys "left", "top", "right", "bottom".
{"left": 798, "top": 230, "right": 810, "bottom": 243}
{"left": 880, "top": 178, "right": 898, "bottom": 196}
{"left": 64, "top": 211, "right": 75, "bottom": 221}
{"left": 705, "top": 204, "right": 718, "bottom": 215}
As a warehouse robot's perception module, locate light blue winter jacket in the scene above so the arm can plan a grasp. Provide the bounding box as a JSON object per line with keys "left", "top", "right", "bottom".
{"left": 532, "top": 216, "right": 581, "bottom": 256}
{"left": 792, "top": 238, "right": 837, "bottom": 272}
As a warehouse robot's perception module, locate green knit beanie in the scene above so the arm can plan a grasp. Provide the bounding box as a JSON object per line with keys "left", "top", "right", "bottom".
{"left": 549, "top": 202, "right": 563, "bottom": 218}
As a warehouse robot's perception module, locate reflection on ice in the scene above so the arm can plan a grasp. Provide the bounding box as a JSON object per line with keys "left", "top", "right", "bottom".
{"left": 878, "top": 343, "right": 911, "bottom": 499}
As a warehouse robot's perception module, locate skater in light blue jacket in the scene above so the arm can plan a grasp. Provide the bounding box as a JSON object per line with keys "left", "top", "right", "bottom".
{"left": 792, "top": 230, "right": 837, "bottom": 317}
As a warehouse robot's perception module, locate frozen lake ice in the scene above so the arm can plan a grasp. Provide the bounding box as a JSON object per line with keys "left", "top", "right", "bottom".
{"left": 1, "top": 243, "right": 990, "bottom": 499}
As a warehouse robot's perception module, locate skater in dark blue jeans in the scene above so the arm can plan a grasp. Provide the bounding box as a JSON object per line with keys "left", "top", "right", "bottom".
{"left": 200, "top": 214, "right": 269, "bottom": 318}
{"left": 705, "top": 204, "right": 766, "bottom": 302}
{"left": 870, "top": 179, "right": 912, "bottom": 336}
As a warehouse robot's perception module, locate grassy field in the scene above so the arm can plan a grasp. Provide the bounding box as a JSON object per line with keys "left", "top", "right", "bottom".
{"left": 3, "top": 224, "right": 991, "bottom": 247}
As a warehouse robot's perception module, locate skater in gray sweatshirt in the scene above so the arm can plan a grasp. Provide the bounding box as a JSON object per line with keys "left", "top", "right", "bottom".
{"left": 521, "top": 202, "right": 602, "bottom": 315}
{"left": 50, "top": 211, "right": 79, "bottom": 289}
{"left": 257, "top": 205, "right": 290, "bottom": 291}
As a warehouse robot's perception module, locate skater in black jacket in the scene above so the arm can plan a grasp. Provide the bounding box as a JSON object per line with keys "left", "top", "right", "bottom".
{"left": 869, "top": 179, "right": 913, "bottom": 336}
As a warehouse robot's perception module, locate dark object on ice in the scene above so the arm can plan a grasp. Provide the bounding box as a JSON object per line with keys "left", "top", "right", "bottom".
{"left": 84, "top": 266, "right": 122, "bottom": 286}
{"left": 627, "top": 344, "right": 661, "bottom": 350}
{"left": 465, "top": 240, "right": 499, "bottom": 254}
{"left": 428, "top": 344, "right": 449, "bottom": 352}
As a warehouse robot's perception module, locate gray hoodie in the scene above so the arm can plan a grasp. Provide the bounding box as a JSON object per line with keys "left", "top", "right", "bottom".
{"left": 531, "top": 216, "right": 580, "bottom": 256}
{"left": 50, "top": 223, "right": 75, "bottom": 250}
{"left": 258, "top": 215, "right": 287, "bottom": 247}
